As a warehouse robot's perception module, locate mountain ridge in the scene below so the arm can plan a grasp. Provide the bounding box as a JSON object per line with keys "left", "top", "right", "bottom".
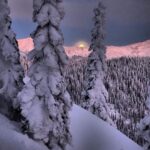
{"left": 18, "top": 38, "right": 150, "bottom": 59}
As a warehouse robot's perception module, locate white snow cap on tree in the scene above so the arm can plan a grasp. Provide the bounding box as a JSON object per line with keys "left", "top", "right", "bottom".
{"left": 83, "top": 1, "right": 115, "bottom": 126}
{"left": 138, "top": 87, "right": 150, "bottom": 150}
{"left": 0, "top": 0, "right": 24, "bottom": 108}
{"left": 18, "top": 0, "right": 72, "bottom": 150}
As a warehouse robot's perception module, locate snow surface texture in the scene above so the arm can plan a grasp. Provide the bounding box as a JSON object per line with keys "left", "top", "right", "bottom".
{"left": 18, "top": 0, "right": 72, "bottom": 150}
{"left": 0, "top": 113, "right": 49, "bottom": 150}
{"left": 68, "top": 105, "right": 143, "bottom": 150}
{"left": 138, "top": 87, "right": 150, "bottom": 150}
{"left": 0, "top": 0, "right": 24, "bottom": 109}
{"left": 0, "top": 105, "right": 143, "bottom": 150}
{"left": 83, "top": 2, "right": 114, "bottom": 126}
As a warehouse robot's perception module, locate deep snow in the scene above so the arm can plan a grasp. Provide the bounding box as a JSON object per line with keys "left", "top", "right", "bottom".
{"left": 0, "top": 105, "right": 143, "bottom": 150}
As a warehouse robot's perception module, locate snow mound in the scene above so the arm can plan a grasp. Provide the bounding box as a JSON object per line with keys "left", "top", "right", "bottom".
{"left": 0, "top": 105, "right": 143, "bottom": 150}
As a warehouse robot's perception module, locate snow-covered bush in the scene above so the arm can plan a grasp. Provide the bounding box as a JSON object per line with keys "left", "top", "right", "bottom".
{"left": 83, "top": 2, "right": 114, "bottom": 126}
{"left": 138, "top": 87, "right": 150, "bottom": 150}
{"left": 20, "top": 52, "right": 30, "bottom": 73}
{"left": 0, "top": 0, "right": 24, "bottom": 111}
{"left": 18, "top": 0, "right": 72, "bottom": 150}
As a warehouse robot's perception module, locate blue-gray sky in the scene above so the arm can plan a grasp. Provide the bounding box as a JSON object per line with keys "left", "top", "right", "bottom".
{"left": 9, "top": 0, "right": 150, "bottom": 46}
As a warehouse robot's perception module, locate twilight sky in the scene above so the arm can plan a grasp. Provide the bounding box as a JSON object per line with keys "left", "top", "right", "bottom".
{"left": 9, "top": 0, "right": 150, "bottom": 46}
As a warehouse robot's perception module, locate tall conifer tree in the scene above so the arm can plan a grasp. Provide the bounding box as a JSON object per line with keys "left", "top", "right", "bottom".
{"left": 83, "top": 1, "right": 114, "bottom": 126}
{"left": 18, "top": 0, "right": 72, "bottom": 149}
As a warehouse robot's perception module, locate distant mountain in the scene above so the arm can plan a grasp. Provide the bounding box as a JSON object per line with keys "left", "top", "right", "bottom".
{"left": 18, "top": 38, "right": 150, "bottom": 59}
{"left": 107, "top": 40, "right": 150, "bottom": 59}
{"left": 18, "top": 38, "right": 34, "bottom": 53}
{"left": 18, "top": 37, "right": 90, "bottom": 57}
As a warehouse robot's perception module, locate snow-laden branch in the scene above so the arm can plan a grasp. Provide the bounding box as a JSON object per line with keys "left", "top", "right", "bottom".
{"left": 0, "top": 0, "right": 24, "bottom": 108}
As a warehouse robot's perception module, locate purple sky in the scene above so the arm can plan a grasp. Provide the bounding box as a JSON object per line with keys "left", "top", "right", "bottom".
{"left": 9, "top": 0, "right": 150, "bottom": 46}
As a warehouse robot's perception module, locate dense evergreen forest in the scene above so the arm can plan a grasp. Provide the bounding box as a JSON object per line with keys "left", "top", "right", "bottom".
{"left": 65, "top": 56, "right": 150, "bottom": 145}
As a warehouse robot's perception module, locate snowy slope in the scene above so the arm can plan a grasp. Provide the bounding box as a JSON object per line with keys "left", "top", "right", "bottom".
{"left": 68, "top": 105, "right": 143, "bottom": 150}
{"left": 107, "top": 40, "right": 150, "bottom": 59}
{"left": 18, "top": 38, "right": 150, "bottom": 59}
{"left": 0, "top": 105, "right": 143, "bottom": 150}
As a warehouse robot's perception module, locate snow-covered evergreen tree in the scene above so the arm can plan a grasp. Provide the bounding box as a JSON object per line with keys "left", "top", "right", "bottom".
{"left": 138, "top": 87, "right": 150, "bottom": 150}
{"left": 83, "top": 1, "right": 114, "bottom": 126}
{"left": 0, "top": 0, "right": 24, "bottom": 110}
{"left": 18, "top": 0, "right": 72, "bottom": 149}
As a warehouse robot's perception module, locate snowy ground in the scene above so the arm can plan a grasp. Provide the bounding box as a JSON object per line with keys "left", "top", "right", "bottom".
{"left": 0, "top": 105, "right": 143, "bottom": 150}
{"left": 0, "top": 114, "right": 49, "bottom": 150}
